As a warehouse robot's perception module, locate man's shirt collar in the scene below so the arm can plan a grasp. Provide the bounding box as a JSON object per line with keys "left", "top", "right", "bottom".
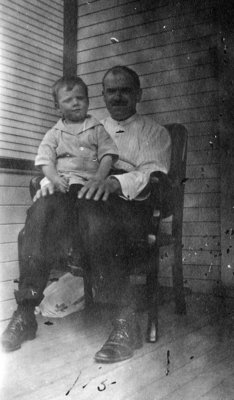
{"left": 107, "top": 113, "right": 138, "bottom": 130}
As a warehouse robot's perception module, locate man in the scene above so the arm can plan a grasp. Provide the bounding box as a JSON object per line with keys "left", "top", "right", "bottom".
{"left": 2, "top": 66, "right": 171, "bottom": 363}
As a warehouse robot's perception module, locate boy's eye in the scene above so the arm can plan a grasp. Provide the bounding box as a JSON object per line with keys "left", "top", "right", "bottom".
{"left": 62, "top": 97, "right": 72, "bottom": 103}
{"left": 63, "top": 97, "right": 84, "bottom": 103}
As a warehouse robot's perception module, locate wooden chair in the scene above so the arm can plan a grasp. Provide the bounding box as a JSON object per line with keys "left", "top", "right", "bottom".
{"left": 25, "top": 123, "right": 188, "bottom": 343}
{"left": 144, "top": 123, "right": 188, "bottom": 342}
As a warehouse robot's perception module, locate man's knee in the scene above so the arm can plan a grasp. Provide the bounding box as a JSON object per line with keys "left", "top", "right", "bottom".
{"left": 78, "top": 201, "right": 112, "bottom": 248}
{"left": 18, "top": 228, "right": 25, "bottom": 246}
{"left": 84, "top": 215, "right": 107, "bottom": 246}
{"left": 26, "top": 194, "right": 60, "bottom": 225}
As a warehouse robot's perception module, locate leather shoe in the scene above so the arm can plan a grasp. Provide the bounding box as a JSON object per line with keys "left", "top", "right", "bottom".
{"left": 95, "top": 314, "right": 142, "bottom": 363}
{"left": 1, "top": 307, "right": 37, "bottom": 352}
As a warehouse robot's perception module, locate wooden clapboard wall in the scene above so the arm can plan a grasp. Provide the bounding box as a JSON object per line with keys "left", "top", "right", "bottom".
{"left": 0, "top": 0, "right": 64, "bottom": 324}
{"left": 76, "top": 0, "right": 220, "bottom": 293}
{"left": 0, "top": 172, "right": 33, "bottom": 322}
{"left": 0, "top": 0, "right": 63, "bottom": 160}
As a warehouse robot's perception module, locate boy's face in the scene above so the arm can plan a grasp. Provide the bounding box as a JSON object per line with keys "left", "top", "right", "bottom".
{"left": 56, "top": 84, "right": 89, "bottom": 123}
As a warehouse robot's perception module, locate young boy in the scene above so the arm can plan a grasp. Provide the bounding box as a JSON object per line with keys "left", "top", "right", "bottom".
{"left": 1, "top": 76, "right": 118, "bottom": 352}
{"left": 36, "top": 75, "right": 118, "bottom": 196}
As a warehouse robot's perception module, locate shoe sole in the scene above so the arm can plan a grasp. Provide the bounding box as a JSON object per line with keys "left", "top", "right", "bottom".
{"left": 2, "top": 331, "right": 36, "bottom": 352}
{"left": 134, "top": 336, "right": 143, "bottom": 349}
{"left": 94, "top": 353, "right": 133, "bottom": 363}
{"left": 94, "top": 340, "right": 143, "bottom": 363}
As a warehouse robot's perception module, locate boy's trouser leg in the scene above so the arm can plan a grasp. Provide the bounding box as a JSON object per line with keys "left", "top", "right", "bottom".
{"left": 2, "top": 189, "right": 79, "bottom": 352}
{"left": 18, "top": 189, "right": 78, "bottom": 303}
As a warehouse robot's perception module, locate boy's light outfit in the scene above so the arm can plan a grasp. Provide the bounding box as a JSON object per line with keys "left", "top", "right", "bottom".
{"left": 12, "top": 115, "right": 118, "bottom": 309}
{"left": 35, "top": 115, "right": 118, "bottom": 186}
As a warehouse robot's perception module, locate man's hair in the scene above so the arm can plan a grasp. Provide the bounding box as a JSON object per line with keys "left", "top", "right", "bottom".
{"left": 102, "top": 65, "right": 141, "bottom": 90}
{"left": 52, "top": 76, "right": 88, "bottom": 105}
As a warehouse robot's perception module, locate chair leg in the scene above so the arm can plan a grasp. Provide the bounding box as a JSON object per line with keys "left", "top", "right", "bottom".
{"left": 83, "top": 269, "right": 94, "bottom": 308}
{"left": 146, "top": 247, "right": 159, "bottom": 343}
{"left": 68, "top": 251, "right": 94, "bottom": 309}
{"left": 18, "top": 228, "right": 25, "bottom": 273}
{"left": 172, "top": 241, "right": 186, "bottom": 314}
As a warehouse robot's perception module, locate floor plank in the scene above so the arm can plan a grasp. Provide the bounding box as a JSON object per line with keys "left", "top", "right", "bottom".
{"left": 0, "top": 293, "right": 233, "bottom": 400}
{"left": 198, "top": 374, "right": 234, "bottom": 400}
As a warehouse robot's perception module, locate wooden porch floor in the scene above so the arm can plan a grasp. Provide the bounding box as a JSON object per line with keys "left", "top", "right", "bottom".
{"left": 1, "top": 292, "right": 234, "bottom": 400}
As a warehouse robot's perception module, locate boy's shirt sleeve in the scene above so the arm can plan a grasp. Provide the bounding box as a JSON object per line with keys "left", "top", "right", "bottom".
{"left": 95, "top": 125, "right": 119, "bottom": 163}
{"left": 35, "top": 127, "right": 58, "bottom": 167}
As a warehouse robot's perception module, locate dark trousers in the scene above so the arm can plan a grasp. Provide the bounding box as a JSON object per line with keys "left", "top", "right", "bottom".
{"left": 17, "top": 185, "right": 80, "bottom": 305}
{"left": 17, "top": 186, "right": 156, "bottom": 311}
{"left": 76, "top": 195, "right": 155, "bottom": 311}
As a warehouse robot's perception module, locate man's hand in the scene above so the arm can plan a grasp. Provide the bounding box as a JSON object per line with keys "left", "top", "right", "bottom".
{"left": 33, "top": 182, "right": 55, "bottom": 202}
{"left": 78, "top": 176, "right": 121, "bottom": 201}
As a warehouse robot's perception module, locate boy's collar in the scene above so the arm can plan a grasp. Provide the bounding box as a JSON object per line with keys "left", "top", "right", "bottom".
{"left": 54, "top": 115, "right": 102, "bottom": 133}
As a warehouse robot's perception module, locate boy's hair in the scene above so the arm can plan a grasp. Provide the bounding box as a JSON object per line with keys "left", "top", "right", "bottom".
{"left": 52, "top": 76, "right": 88, "bottom": 106}
{"left": 102, "top": 65, "right": 141, "bottom": 90}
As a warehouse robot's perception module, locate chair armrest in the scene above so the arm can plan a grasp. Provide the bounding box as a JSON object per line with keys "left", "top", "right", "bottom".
{"left": 29, "top": 175, "right": 44, "bottom": 199}
{"left": 150, "top": 171, "right": 174, "bottom": 219}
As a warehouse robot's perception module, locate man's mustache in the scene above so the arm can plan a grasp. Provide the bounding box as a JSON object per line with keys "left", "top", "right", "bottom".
{"left": 110, "top": 101, "right": 128, "bottom": 106}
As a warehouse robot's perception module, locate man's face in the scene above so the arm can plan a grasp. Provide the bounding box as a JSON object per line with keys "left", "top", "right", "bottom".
{"left": 102, "top": 72, "right": 142, "bottom": 121}
{"left": 57, "top": 84, "right": 89, "bottom": 123}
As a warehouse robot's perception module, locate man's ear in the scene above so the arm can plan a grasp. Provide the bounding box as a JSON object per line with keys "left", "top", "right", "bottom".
{"left": 102, "top": 89, "right": 107, "bottom": 104}
{"left": 136, "top": 88, "right": 142, "bottom": 103}
{"left": 55, "top": 103, "right": 62, "bottom": 116}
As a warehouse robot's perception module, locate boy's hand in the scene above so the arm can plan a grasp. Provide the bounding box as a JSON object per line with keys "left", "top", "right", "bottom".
{"left": 33, "top": 177, "right": 69, "bottom": 202}
{"left": 33, "top": 182, "right": 55, "bottom": 202}
{"left": 78, "top": 176, "right": 121, "bottom": 201}
{"left": 53, "top": 176, "right": 69, "bottom": 193}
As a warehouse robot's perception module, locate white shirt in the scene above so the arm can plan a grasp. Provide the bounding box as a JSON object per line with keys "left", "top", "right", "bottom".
{"left": 102, "top": 113, "right": 171, "bottom": 200}
{"left": 36, "top": 115, "right": 118, "bottom": 187}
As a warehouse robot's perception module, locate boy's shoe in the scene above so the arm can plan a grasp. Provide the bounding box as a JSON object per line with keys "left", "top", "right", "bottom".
{"left": 1, "top": 307, "right": 37, "bottom": 352}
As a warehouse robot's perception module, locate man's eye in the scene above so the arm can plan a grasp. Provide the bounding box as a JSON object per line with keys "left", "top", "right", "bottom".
{"left": 122, "top": 88, "right": 132, "bottom": 94}
{"left": 106, "top": 88, "right": 132, "bottom": 95}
